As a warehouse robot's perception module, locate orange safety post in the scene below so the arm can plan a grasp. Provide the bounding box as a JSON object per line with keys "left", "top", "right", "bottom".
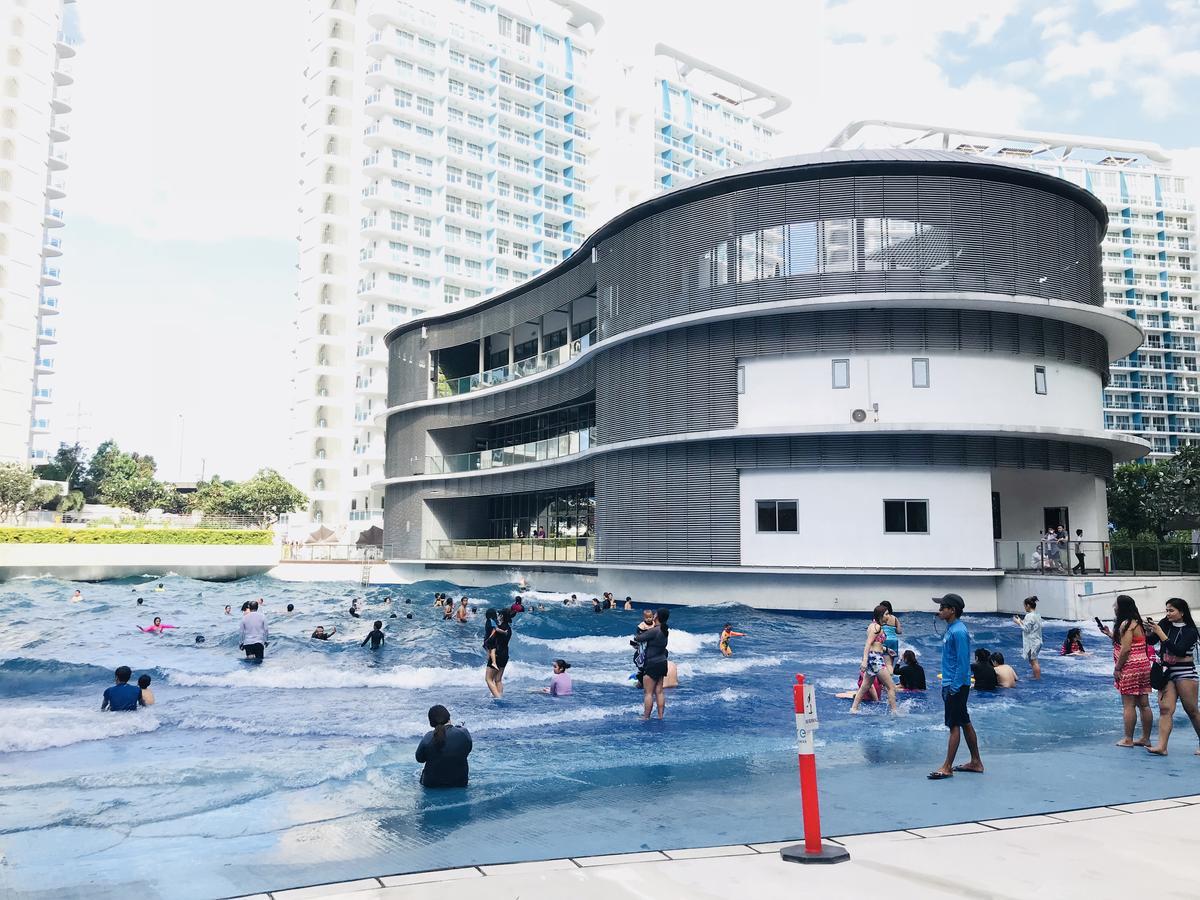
{"left": 780, "top": 674, "right": 849, "bottom": 865}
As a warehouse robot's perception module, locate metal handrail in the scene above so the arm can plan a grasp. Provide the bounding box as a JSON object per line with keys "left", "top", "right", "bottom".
{"left": 425, "top": 428, "right": 594, "bottom": 475}
{"left": 437, "top": 330, "right": 596, "bottom": 397}
{"left": 994, "top": 539, "right": 1200, "bottom": 576}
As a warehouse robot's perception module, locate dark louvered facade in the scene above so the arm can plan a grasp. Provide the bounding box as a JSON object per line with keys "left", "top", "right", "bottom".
{"left": 381, "top": 151, "right": 1141, "bottom": 569}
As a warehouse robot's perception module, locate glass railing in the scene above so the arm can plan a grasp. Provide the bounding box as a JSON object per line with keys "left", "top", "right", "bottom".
{"left": 424, "top": 538, "right": 594, "bottom": 563}
{"left": 426, "top": 427, "right": 594, "bottom": 475}
{"left": 437, "top": 330, "right": 596, "bottom": 397}
{"left": 995, "top": 540, "right": 1200, "bottom": 576}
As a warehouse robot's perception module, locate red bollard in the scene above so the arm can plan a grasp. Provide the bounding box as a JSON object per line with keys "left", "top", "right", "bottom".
{"left": 780, "top": 674, "right": 849, "bottom": 865}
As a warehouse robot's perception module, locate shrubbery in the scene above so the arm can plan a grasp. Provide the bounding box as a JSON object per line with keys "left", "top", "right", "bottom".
{"left": 0, "top": 528, "right": 274, "bottom": 545}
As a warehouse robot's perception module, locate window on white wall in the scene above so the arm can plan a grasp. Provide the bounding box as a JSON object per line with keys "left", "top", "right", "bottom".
{"left": 884, "top": 499, "right": 928, "bottom": 534}
{"left": 1034, "top": 365, "right": 1047, "bottom": 395}
{"left": 736, "top": 365, "right": 745, "bottom": 394}
{"left": 756, "top": 500, "right": 798, "bottom": 533}
{"left": 832, "top": 359, "right": 850, "bottom": 389}
{"left": 912, "top": 358, "right": 930, "bottom": 388}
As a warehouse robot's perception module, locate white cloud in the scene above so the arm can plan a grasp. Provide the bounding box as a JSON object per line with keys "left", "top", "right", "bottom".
{"left": 69, "top": 0, "right": 304, "bottom": 241}
{"left": 1094, "top": 0, "right": 1138, "bottom": 13}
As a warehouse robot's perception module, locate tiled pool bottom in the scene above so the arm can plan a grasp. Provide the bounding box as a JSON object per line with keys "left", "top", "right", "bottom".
{"left": 2, "top": 575, "right": 1199, "bottom": 899}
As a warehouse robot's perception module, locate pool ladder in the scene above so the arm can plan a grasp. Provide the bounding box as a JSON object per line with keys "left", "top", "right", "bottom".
{"left": 360, "top": 560, "right": 371, "bottom": 586}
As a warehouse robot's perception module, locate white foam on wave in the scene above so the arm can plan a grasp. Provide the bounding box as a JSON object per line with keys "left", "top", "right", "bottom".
{"left": 679, "top": 654, "right": 783, "bottom": 676}
{"left": 0, "top": 705, "right": 161, "bottom": 753}
{"left": 522, "top": 628, "right": 715, "bottom": 656}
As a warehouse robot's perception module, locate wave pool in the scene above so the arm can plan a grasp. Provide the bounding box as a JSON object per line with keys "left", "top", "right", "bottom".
{"left": 1, "top": 575, "right": 1196, "bottom": 899}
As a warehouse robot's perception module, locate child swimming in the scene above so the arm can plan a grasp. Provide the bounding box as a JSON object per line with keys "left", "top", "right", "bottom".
{"left": 138, "top": 617, "right": 177, "bottom": 634}
{"left": 138, "top": 674, "right": 155, "bottom": 706}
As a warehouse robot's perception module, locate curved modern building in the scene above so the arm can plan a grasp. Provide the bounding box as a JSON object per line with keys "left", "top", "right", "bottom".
{"left": 380, "top": 149, "right": 1149, "bottom": 610}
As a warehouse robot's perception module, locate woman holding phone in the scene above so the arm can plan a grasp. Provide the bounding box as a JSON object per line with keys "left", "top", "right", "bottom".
{"left": 1145, "top": 598, "right": 1200, "bottom": 756}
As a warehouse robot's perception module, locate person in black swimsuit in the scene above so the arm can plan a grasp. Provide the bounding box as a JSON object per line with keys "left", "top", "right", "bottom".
{"left": 484, "top": 610, "right": 512, "bottom": 698}
{"left": 361, "top": 620, "right": 385, "bottom": 650}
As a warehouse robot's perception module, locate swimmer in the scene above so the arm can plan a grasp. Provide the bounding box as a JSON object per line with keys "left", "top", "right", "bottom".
{"left": 286, "top": 603, "right": 295, "bottom": 614}
{"left": 311, "top": 625, "right": 337, "bottom": 640}
{"left": 623, "top": 596, "right": 633, "bottom": 611}
{"left": 434, "top": 594, "right": 445, "bottom": 608}
{"left": 361, "top": 620, "right": 386, "bottom": 650}
{"left": 719, "top": 623, "right": 746, "bottom": 656}
{"left": 223, "top": 605, "right": 232, "bottom": 615}
{"left": 136, "top": 597, "right": 144, "bottom": 606}
{"left": 70, "top": 589, "right": 83, "bottom": 603}
{"left": 194, "top": 634, "right": 205, "bottom": 644}
{"left": 442, "top": 603, "right": 455, "bottom": 621}
{"left": 541, "top": 659, "right": 573, "bottom": 696}
{"left": 456, "top": 597, "right": 470, "bottom": 622}
{"left": 154, "top": 583, "right": 165, "bottom": 592}
{"left": 138, "top": 674, "right": 155, "bottom": 706}
{"left": 990, "top": 651, "right": 1019, "bottom": 688}
{"left": 349, "top": 599, "right": 361, "bottom": 618}
{"left": 592, "top": 597, "right": 602, "bottom": 613}
{"left": 138, "top": 617, "right": 178, "bottom": 634}
{"left": 1060, "top": 628, "right": 1087, "bottom": 656}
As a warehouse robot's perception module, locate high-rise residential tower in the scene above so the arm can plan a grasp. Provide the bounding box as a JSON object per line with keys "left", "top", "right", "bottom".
{"left": 291, "top": 0, "right": 786, "bottom": 536}
{"left": 0, "top": 0, "right": 76, "bottom": 465}
{"left": 829, "top": 120, "right": 1198, "bottom": 459}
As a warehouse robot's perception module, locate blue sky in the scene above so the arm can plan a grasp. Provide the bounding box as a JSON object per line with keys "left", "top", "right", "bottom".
{"left": 46, "top": 0, "right": 1200, "bottom": 480}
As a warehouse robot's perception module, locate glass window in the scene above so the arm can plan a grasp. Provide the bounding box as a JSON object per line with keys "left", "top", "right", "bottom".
{"left": 1034, "top": 365, "right": 1047, "bottom": 395}
{"left": 737, "top": 365, "right": 745, "bottom": 395}
{"left": 912, "top": 358, "right": 930, "bottom": 388}
{"left": 832, "top": 359, "right": 850, "bottom": 389}
{"left": 884, "top": 500, "right": 929, "bottom": 534}
{"left": 756, "top": 500, "right": 798, "bottom": 533}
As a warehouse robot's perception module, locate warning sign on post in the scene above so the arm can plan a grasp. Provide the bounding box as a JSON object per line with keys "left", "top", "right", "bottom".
{"left": 802, "top": 683, "right": 819, "bottom": 729}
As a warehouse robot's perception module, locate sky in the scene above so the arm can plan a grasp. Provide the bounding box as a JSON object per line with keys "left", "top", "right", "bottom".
{"left": 48, "top": 0, "right": 1200, "bottom": 481}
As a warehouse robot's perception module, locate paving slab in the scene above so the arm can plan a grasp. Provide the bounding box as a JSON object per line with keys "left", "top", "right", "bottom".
{"left": 378, "top": 867, "right": 483, "bottom": 887}
{"left": 1047, "top": 806, "right": 1128, "bottom": 822}
{"left": 905, "top": 822, "right": 995, "bottom": 838}
{"left": 1172, "top": 795, "right": 1200, "bottom": 804}
{"left": 1109, "top": 798, "right": 1187, "bottom": 813}
{"left": 573, "top": 851, "right": 669, "bottom": 866}
{"left": 979, "top": 814, "right": 1062, "bottom": 829}
{"left": 273, "top": 878, "right": 381, "bottom": 900}
{"left": 477, "top": 859, "right": 578, "bottom": 877}
{"left": 831, "top": 829, "right": 924, "bottom": 849}
{"left": 661, "top": 844, "right": 758, "bottom": 860}
{"left": 747, "top": 841, "right": 801, "bottom": 853}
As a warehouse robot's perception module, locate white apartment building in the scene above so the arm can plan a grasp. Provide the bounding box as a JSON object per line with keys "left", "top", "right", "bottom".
{"left": 829, "top": 121, "right": 1198, "bottom": 459}
{"left": 0, "top": 0, "right": 75, "bottom": 465}
{"left": 291, "top": 0, "right": 786, "bottom": 537}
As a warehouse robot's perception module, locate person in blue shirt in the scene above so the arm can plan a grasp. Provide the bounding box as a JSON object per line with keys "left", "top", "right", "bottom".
{"left": 101, "top": 666, "right": 144, "bottom": 712}
{"left": 929, "top": 594, "right": 983, "bottom": 779}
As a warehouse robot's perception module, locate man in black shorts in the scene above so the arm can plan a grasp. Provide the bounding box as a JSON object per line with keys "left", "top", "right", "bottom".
{"left": 929, "top": 593, "right": 983, "bottom": 779}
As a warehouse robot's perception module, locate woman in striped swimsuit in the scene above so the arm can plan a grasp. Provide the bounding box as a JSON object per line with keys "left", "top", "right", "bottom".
{"left": 1146, "top": 597, "right": 1200, "bottom": 757}
{"left": 1111, "top": 595, "right": 1153, "bottom": 748}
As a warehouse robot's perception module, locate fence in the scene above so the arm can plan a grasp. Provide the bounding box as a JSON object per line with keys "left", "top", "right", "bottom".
{"left": 423, "top": 538, "right": 594, "bottom": 563}
{"left": 281, "top": 543, "right": 384, "bottom": 562}
{"left": 995, "top": 540, "right": 1200, "bottom": 576}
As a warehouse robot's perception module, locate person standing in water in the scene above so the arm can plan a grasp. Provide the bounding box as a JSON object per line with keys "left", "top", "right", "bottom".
{"left": 633, "top": 608, "right": 670, "bottom": 719}
{"left": 1013, "top": 596, "right": 1043, "bottom": 680}
{"left": 1110, "top": 594, "right": 1153, "bottom": 747}
{"left": 238, "top": 600, "right": 269, "bottom": 660}
{"left": 361, "top": 620, "right": 385, "bottom": 650}
{"left": 415, "top": 705, "right": 472, "bottom": 788}
{"left": 850, "top": 605, "right": 898, "bottom": 713}
{"left": 929, "top": 593, "right": 983, "bottom": 779}
{"left": 719, "top": 623, "right": 746, "bottom": 657}
{"left": 484, "top": 610, "right": 512, "bottom": 698}
{"left": 311, "top": 625, "right": 336, "bottom": 640}
{"left": 456, "top": 597, "right": 470, "bottom": 622}
{"left": 101, "top": 666, "right": 143, "bottom": 711}
{"left": 138, "top": 675, "right": 155, "bottom": 706}
{"left": 879, "top": 600, "right": 902, "bottom": 662}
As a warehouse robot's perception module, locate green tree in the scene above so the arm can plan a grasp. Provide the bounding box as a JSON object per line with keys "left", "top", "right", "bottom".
{"left": 98, "top": 471, "right": 164, "bottom": 513}
{"left": 1107, "top": 461, "right": 1167, "bottom": 539}
{"left": 191, "top": 476, "right": 244, "bottom": 517}
{"left": 56, "top": 489, "right": 85, "bottom": 513}
{"left": 34, "top": 443, "right": 87, "bottom": 489}
{"left": 237, "top": 469, "right": 307, "bottom": 525}
{"left": 0, "top": 464, "right": 60, "bottom": 522}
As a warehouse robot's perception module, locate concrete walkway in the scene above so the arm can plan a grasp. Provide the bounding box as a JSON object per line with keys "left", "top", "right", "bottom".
{"left": 235, "top": 795, "right": 1200, "bottom": 900}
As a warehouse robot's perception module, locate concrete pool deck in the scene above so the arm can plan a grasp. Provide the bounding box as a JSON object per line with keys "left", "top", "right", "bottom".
{"left": 233, "top": 794, "right": 1200, "bottom": 900}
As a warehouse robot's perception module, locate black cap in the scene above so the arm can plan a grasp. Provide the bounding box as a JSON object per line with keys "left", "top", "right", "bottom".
{"left": 933, "top": 593, "right": 965, "bottom": 613}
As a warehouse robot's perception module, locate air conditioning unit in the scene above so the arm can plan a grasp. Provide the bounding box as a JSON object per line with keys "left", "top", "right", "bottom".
{"left": 851, "top": 409, "right": 867, "bottom": 423}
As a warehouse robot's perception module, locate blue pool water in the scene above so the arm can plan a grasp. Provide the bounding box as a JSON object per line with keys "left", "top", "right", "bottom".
{"left": 1, "top": 575, "right": 1197, "bottom": 899}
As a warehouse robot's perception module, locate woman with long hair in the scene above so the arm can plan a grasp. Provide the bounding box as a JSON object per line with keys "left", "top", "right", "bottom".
{"left": 1146, "top": 597, "right": 1200, "bottom": 756}
{"left": 850, "top": 605, "right": 898, "bottom": 713}
{"left": 633, "top": 608, "right": 670, "bottom": 719}
{"left": 1111, "top": 594, "right": 1153, "bottom": 747}
{"left": 879, "top": 600, "right": 902, "bottom": 662}
{"left": 484, "top": 609, "right": 512, "bottom": 698}
{"left": 415, "top": 704, "right": 472, "bottom": 787}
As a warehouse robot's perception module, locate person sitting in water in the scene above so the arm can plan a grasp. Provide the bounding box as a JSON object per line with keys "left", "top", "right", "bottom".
{"left": 349, "top": 599, "right": 361, "bottom": 618}
{"left": 101, "top": 666, "right": 144, "bottom": 711}
{"left": 138, "top": 617, "right": 178, "bottom": 634}
{"left": 542, "top": 659, "right": 573, "bottom": 696}
{"left": 456, "top": 598, "right": 470, "bottom": 622}
{"left": 990, "top": 652, "right": 1019, "bottom": 688}
{"left": 971, "top": 647, "right": 999, "bottom": 691}
{"left": 664, "top": 659, "right": 679, "bottom": 688}
{"left": 719, "top": 623, "right": 746, "bottom": 657}
{"left": 416, "top": 704, "right": 472, "bottom": 788}
{"left": 837, "top": 671, "right": 882, "bottom": 701}
{"left": 895, "top": 649, "right": 927, "bottom": 690}
{"left": 592, "top": 597, "right": 602, "bottom": 613}
{"left": 70, "top": 589, "right": 83, "bottom": 603}
{"left": 509, "top": 596, "right": 525, "bottom": 615}
{"left": 154, "top": 583, "right": 165, "bottom": 592}
{"left": 1060, "top": 628, "right": 1087, "bottom": 656}
{"left": 312, "top": 625, "right": 336, "bottom": 640}
{"left": 623, "top": 597, "right": 633, "bottom": 611}
{"left": 224, "top": 605, "right": 232, "bottom": 615}
{"left": 138, "top": 674, "right": 155, "bottom": 706}
{"left": 286, "top": 603, "right": 295, "bottom": 614}
{"left": 136, "top": 597, "right": 144, "bottom": 606}
{"left": 434, "top": 595, "right": 445, "bottom": 608}
{"left": 442, "top": 603, "right": 455, "bottom": 621}
{"left": 361, "top": 620, "right": 386, "bottom": 650}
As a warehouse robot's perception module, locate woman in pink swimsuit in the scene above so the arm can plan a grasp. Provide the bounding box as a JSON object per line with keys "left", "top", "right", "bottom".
{"left": 138, "top": 617, "right": 178, "bottom": 634}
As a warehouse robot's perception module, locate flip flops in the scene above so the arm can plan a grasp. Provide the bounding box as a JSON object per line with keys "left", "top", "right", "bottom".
{"left": 952, "top": 765, "right": 984, "bottom": 774}
{"left": 926, "top": 771, "right": 952, "bottom": 780}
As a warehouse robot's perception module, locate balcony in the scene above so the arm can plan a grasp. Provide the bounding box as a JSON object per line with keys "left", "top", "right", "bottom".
{"left": 436, "top": 330, "right": 597, "bottom": 398}
{"left": 40, "top": 295, "right": 60, "bottom": 315}
{"left": 49, "top": 121, "right": 70, "bottom": 142}
{"left": 33, "top": 388, "right": 52, "bottom": 404}
{"left": 31, "top": 418, "right": 50, "bottom": 434}
{"left": 45, "top": 208, "right": 65, "bottom": 228}
{"left": 423, "top": 537, "right": 594, "bottom": 563}
{"left": 37, "top": 327, "right": 57, "bottom": 345}
{"left": 36, "top": 358, "right": 55, "bottom": 374}
{"left": 41, "top": 266, "right": 62, "bottom": 286}
{"left": 46, "top": 179, "right": 67, "bottom": 200}
{"left": 426, "top": 428, "right": 594, "bottom": 476}
{"left": 43, "top": 236, "right": 63, "bottom": 257}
